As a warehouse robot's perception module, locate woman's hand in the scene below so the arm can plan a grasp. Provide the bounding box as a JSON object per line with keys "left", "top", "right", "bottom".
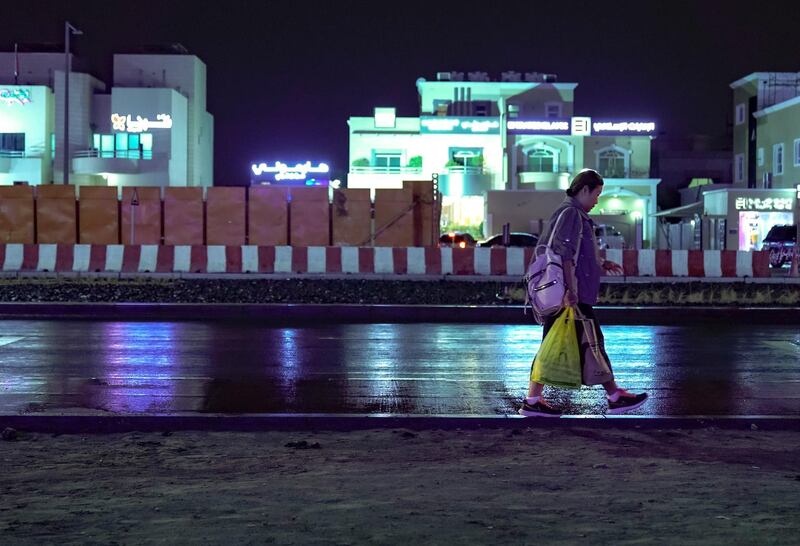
{"left": 562, "top": 288, "right": 578, "bottom": 308}
{"left": 602, "top": 260, "right": 624, "bottom": 276}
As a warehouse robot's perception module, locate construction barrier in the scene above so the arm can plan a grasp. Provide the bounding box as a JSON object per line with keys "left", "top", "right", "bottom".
{"left": 35, "top": 185, "right": 77, "bottom": 244}
{"left": 78, "top": 186, "right": 119, "bottom": 244}
{"left": 0, "top": 245, "right": 772, "bottom": 277}
{"left": 332, "top": 189, "right": 371, "bottom": 246}
{"left": 206, "top": 187, "right": 246, "bottom": 245}
{"left": 0, "top": 185, "right": 35, "bottom": 244}
{"left": 163, "top": 187, "right": 204, "bottom": 245}
{"left": 121, "top": 187, "right": 162, "bottom": 245}
{"left": 248, "top": 186, "right": 288, "bottom": 246}
{"left": 289, "top": 187, "right": 329, "bottom": 247}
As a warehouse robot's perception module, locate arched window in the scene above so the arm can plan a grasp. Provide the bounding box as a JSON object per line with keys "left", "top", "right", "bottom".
{"left": 526, "top": 146, "right": 556, "bottom": 172}
{"left": 597, "top": 147, "right": 628, "bottom": 178}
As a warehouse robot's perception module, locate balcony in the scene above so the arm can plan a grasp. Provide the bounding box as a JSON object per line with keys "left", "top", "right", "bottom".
{"left": 347, "top": 165, "right": 425, "bottom": 189}
{"left": 438, "top": 166, "right": 493, "bottom": 197}
{"left": 0, "top": 149, "right": 46, "bottom": 184}
{"left": 72, "top": 149, "right": 168, "bottom": 176}
{"left": 518, "top": 164, "right": 571, "bottom": 190}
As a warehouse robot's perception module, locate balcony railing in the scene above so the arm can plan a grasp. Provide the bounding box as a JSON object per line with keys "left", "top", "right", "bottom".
{"left": 0, "top": 147, "right": 44, "bottom": 158}
{"left": 73, "top": 149, "right": 156, "bottom": 160}
{"left": 446, "top": 165, "right": 487, "bottom": 174}
{"left": 350, "top": 166, "right": 422, "bottom": 174}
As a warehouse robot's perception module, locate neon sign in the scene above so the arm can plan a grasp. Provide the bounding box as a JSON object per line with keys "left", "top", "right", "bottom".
{"left": 111, "top": 113, "right": 173, "bottom": 133}
{"left": 507, "top": 119, "right": 571, "bottom": 134}
{"left": 592, "top": 121, "right": 656, "bottom": 134}
{"left": 420, "top": 117, "right": 500, "bottom": 134}
{"left": 0, "top": 88, "right": 32, "bottom": 106}
{"left": 735, "top": 197, "right": 793, "bottom": 211}
{"left": 251, "top": 161, "right": 331, "bottom": 181}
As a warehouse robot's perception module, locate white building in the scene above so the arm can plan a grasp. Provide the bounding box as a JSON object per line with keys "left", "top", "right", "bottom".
{"left": 0, "top": 47, "right": 213, "bottom": 187}
{"left": 348, "top": 71, "right": 659, "bottom": 244}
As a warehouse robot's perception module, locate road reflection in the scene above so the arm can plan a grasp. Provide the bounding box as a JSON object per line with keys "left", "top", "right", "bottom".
{"left": 0, "top": 319, "right": 796, "bottom": 416}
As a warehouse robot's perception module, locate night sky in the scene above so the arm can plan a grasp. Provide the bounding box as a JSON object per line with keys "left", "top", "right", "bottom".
{"left": 3, "top": 0, "right": 800, "bottom": 185}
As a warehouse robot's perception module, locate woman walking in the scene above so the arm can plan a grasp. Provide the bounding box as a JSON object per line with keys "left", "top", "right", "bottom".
{"left": 520, "top": 169, "right": 648, "bottom": 417}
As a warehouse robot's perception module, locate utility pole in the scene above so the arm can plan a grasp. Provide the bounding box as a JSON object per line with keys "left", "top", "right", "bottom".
{"left": 63, "top": 21, "right": 82, "bottom": 185}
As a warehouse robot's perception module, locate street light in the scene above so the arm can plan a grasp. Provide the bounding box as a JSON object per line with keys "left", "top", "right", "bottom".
{"left": 63, "top": 21, "right": 82, "bottom": 185}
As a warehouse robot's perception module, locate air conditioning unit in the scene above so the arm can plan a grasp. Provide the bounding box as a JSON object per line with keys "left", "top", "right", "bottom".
{"left": 436, "top": 72, "right": 452, "bottom": 81}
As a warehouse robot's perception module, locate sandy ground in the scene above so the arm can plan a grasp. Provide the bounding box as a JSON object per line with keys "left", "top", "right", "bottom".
{"left": 1, "top": 426, "right": 799, "bottom": 545}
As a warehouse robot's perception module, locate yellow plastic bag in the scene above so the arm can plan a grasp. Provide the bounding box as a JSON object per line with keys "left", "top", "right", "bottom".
{"left": 531, "top": 307, "right": 582, "bottom": 388}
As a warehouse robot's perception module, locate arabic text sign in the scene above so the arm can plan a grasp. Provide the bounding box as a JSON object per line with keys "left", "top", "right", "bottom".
{"left": 419, "top": 117, "right": 500, "bottom": 134}
{"left": 734, "top": 196, "right": 794, "bottom": 211}
{"left": 0, "top": 88, "right": 32, "bottom": 106}
{"left": 111, "top": 113, "right": 173, "bottom": 133}
{"left": 251, "top": 161, "right": 330, "bottom": 184}
{"left": 592, "top": 121, "right": 656, "bottom": 134}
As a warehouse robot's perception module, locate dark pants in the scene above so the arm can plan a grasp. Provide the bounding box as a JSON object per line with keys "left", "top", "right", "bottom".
{"left": 535, "top": 304, "right": 614, "bottom": 385}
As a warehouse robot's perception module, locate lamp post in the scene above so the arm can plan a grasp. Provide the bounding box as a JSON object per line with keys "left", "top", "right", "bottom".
{"left": 63, "top": 21, "right": 82, "bottom": 185}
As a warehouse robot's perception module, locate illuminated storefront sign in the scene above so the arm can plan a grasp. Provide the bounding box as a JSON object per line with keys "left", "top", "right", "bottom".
{"left": 0, "top": 87, "right": 32, "bottom": 106}
{"left": 734, "top": 196, "right": 794, "bottom": 211}
{"left": 571, "top": 117, "right": 591, "bottom": 136}
{"left": 111, "top": 113, "right": 173, "bottom": 133}
{"left": 507, "top": 119, "right": 571, "bottom": 134}
{"left": 592, "top": 120, "right": 656, "bottom": 134}
{"left": 420, "top": 117, "right": 500, "bottom": 134}
{"left": 251, "top": 161, "right": 330, "bottom": 186}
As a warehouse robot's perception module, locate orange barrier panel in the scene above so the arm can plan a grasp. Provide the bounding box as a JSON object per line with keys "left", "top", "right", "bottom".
{"left": 121, "top": 187, "right": 162, "bottom": 245}
{"left": 332, "top": 189, "right": 372, "bottom": 246}
{"left": 403, "top": 180, "right": 440, "bottom": 247}
{"left": 290, "top": 187, "right": 330, "bottom": 246}
{"left": 164, "top": 187, "right": 204, "bottom": 245}
{"left": 0, "top": 185, "right": 35, "bottom": 244}
{"left": 78, "top": 186, "right": 119, "bottom": 244}
{"left": 249, "top": 187, "right": 289, "bottom": 246}
{"left": 36, "top": 184, "right": 77, "bottom": 244}
{"left": 206, "top": 187, "right": 246, "bottom": 245}
{"left": 374, "top": 187, "right": 414, "bottom": 247}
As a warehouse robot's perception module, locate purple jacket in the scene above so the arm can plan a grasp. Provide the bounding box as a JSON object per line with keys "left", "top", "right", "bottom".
{"left": 541, "top": 197, "right": 601, "bottom": 305}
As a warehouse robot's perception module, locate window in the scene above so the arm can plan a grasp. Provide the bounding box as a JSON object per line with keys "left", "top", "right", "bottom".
{"left": 93, "top": 132, "right": 151, "bottom": 159}
{"left": 773, "top": 143, "right": 784, "bottom": 175}
{"left": 433, "top": 99, "right": 451, "bottom": 116}
{"left": 449, "top": 147, "right": 483, "bottom": 169}
{"left": 545, "top": 102, "right": 562, "bottom": 118}
{"left": 757, "top": 147, "right": 764, "bottom": 166}
{"left": 372, "top": 150, "right": 402, "bottom": 170}
{"left": 0, "top": 133, "right": 25, "bottom": 154}
{"left": 735, "top": 153, "right": 744, "bottom": 182}
{"left": 526, "top": 147, "right": 556, "bottom": 172}
{"left": 735, "top": 104, "right": 746, "bottom": 125}
{"left": 794, "top": 138, "right": 800, "bottom": 166}
{"left": 474, "top": 103, "right": 489, "bottom": 116}
{"left": 597, "top": 148, "right": 627, "bottom": 178}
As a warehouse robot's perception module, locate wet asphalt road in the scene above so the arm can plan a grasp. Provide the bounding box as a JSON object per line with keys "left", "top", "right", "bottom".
{"left": 0, "top": 319, "right": 798, "bottom": 417}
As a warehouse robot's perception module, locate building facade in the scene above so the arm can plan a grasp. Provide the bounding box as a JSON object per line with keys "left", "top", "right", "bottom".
{"left": 347, "top": 71, "right": 659, "bottom": 246}
{"left": 704, "top": 72, "right": 800, "bottom": 251}
{"left": 0, "top": 49, "right": 213, "bottom": 187}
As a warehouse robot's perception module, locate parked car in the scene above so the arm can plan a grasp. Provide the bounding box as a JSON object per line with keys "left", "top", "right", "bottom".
{"left": 439, "top": 231, "right": 477, "bottom": 248}
{"left": 762, "top": 224, "right": 797, "bottom": 268}
{"left": 595, "top": 224, "right": 625, "bottom": 249}
{"left": 478, "top": 232, "right": 540, "bottom": 247}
